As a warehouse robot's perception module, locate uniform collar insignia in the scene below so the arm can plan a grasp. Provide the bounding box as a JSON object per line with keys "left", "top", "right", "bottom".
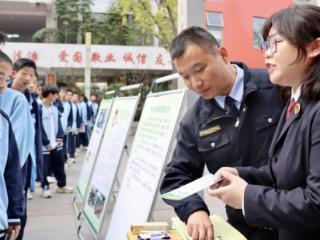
{"left": 294, "top": 103, "right": 301, "bottom": 115}
{"left": 199, "top": 125, "right": 221, "bottom": 137}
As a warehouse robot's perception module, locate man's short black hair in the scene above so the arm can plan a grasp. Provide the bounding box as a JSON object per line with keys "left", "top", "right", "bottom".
{"left": 170, "top": 26, "right": 220, "bottom": 60}
{"left": 42, "top": 85, "right": 59, "bottom": 98}
{"left": 13, "top": 58, "right": 37, "bottom": 72}
{"left": 0, "top": 50, "right": 13, "bottom": 65}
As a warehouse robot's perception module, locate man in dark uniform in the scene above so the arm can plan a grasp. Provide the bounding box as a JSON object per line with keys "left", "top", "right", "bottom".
{"left": 160, "top": 27, "right": 285, "bottom": 240}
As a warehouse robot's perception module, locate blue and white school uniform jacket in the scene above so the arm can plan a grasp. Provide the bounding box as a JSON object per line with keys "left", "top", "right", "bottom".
{"left": 40, "top": 103, "right": 64, "bottom": 154}
{"left": 80, "top": 101, "right": 88, "bottom": 126}
{"left": 88, "top": 101, "right": 98, "bottom": 128}
{"left": 60, "top": 101, "right": 71, "bottom": 135}
{"left": 0, "top": 88, "right": 34, "bottom": 167}
{"left": 0, "top": 110, "right": 24, "bottom": 231}
{"left": 71, "top": 102, "right": 81, "bottom": 134}
{"left": 25, "top": 91, "right": 43, "bottom": 191}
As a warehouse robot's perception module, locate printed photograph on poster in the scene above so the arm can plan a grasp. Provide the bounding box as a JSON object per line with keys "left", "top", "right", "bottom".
{"left": 94, "top": 192, "right": 105, "bottom": 219}
{"left": 96, "top": 110, "right": 106, "bottom": 129}
{"left": 88, "top": 185, "right": 98, "bottom": 207}
{"left": 87, "top": 185, "right": 106, "bottom": 219}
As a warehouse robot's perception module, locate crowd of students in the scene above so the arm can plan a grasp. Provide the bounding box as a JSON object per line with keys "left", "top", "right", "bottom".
{"left": 0, "top": 32, "right": 99, "bottom": 240}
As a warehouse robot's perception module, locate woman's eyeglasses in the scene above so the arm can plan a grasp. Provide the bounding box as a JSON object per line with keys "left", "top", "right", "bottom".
{"left": 260, "top": 36, "right": 282, "bottom": 55}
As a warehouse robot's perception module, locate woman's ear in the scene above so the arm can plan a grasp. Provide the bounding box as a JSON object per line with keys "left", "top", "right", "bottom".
{"left": 307, "top": 38, "right": 320, "bottom": 58}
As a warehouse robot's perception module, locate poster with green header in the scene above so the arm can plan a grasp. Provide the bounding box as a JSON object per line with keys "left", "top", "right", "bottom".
{"left": 82, "top": 95, "right": 140, "bottom": 234}
{"left": 106, "top": 89, "right": 186, "bottom": 240}
{"left": 76, "top": 99, "right": 113, "bottom": 199}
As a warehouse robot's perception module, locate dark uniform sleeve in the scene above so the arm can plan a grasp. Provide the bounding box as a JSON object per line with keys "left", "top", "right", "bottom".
{"left": 76, "top": 107, "right": 81, "bottom": 129}
{"left": 39, "top": 105, "right": 50, "bottom": 147}
{"left": 67, "top": 102, "right": 73, "bottom": 128}
{"left": 34, "top": 101, "right": 44, "bottom": 182}
{"left": 160, "top": 121, "right": 209, "bottom": 223}
{"left": 5, "top": 120, "right": 24, "bottom": 226}
{"left": 56, "top": 112, "right": 64, "bottom": 141}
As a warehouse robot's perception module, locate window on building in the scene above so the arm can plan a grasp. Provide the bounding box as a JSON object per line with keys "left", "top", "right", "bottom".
{"left": 207, "top": 11, "right": 224, "bottom": 45}
{"left": 253, "top": 17, "right": 266, "bottom": 49}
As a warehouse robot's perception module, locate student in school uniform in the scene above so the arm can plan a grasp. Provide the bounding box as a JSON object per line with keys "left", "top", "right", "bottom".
{"left": 209, "top": 5, "right": 320, "bottom": 240}
{"left": 0, "top": 53, "right": 35, "bottom": 240}
{"left": 87, "top": 94, "right": 98, "bottom": 138}
{"left": 78, "top": 94, "right": 89, "bottom": 150}
{"left": 9, "top": 58, "right": 45, "bottom": 239}
{"left": 40, "top": 85, "right": 74, "bottom": 198}
{"left": 0, "top": 56, "right": 24, "bottom": 240}
{"left": 54, "top": 87, "right": 72, "bottom": 166}
{"left": 68, "top": 92, "right": 81, "bottom": 163}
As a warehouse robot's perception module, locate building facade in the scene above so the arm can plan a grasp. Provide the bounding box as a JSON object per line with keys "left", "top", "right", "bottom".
{"left": 204, "top": 0, "right": 295, "bottom": 67}
{"left": 0, "top": 0, "right": 55, "bottom": 42}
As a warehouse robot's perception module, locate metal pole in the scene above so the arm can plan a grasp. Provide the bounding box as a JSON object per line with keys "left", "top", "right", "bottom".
{"left": 84, "top": 32, "right": 91, "bottom": 99}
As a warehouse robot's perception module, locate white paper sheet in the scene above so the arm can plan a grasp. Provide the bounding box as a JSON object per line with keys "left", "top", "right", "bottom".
{"left": 161, "top": 174, "right": 223, "bottom": 201}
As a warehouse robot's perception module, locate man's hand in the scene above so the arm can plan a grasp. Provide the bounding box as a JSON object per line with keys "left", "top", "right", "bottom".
{"left": 7, "top": 224, "right": 21, "bottom": 240}
{"left": 211, "top": 167, "right": 239, "bottom": 189}
{"left": 207, "top": 170, "right": 247, "bottom": 209}
{"left": 187, "top": 210, "right": 214, "bottom": 240}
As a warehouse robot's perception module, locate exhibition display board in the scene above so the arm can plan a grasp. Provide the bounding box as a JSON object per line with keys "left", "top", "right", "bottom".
{"left": 76, "top": 95, "right": 114, "bottom": 201}
{"left": 82, "top": 93, "right": 141, "bottom": 235}
{"left": 105, "top": 86, "right": 186, "bottom": 240}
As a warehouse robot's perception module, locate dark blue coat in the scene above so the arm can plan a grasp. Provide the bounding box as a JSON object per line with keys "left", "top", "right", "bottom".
{"left": 238, "top": 97, "right": 320, "bottom": 240}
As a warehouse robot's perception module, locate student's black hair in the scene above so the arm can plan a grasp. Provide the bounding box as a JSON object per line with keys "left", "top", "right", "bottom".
{"left": 262, "top": 4, "right": 320, "bottom": 101}
{"left": 37, "top": 80, "right": 45, "bottom": 87}
{"left": 0, "top": 50, "right": 13, "bottom": 65}
{"left": 42, "top": 85, "right": 59, "bottom": 98}
{"left": 170, "top": 26, "right": 220, "bottom": 60}
{"left": 13, "top": 58, "right": 37, "bottom": 72}
{"left": 59, "top": 86, "right": 68, "bottom": 92}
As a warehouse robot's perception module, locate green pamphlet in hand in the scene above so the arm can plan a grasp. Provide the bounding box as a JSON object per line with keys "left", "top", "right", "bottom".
{"left": 161, "top": 173, "right": 223, "bottom": 201}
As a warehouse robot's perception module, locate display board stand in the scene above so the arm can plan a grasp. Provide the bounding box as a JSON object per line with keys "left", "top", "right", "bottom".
{"left": 77, "top": 83, "right": 143, "bottom": 239}
{"left": 73, "top": 90, "right": 117, "bottom": 217}
{"left": 102, "top": 74, "right": 187, "bottom": 240}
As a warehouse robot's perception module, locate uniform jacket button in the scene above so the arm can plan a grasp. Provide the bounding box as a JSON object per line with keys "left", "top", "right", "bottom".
{"left": 267, "top": 117, "right": 273, "bottom": 123}
{"left": 210, "top": 142, "right": 216, "bottom": 148}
